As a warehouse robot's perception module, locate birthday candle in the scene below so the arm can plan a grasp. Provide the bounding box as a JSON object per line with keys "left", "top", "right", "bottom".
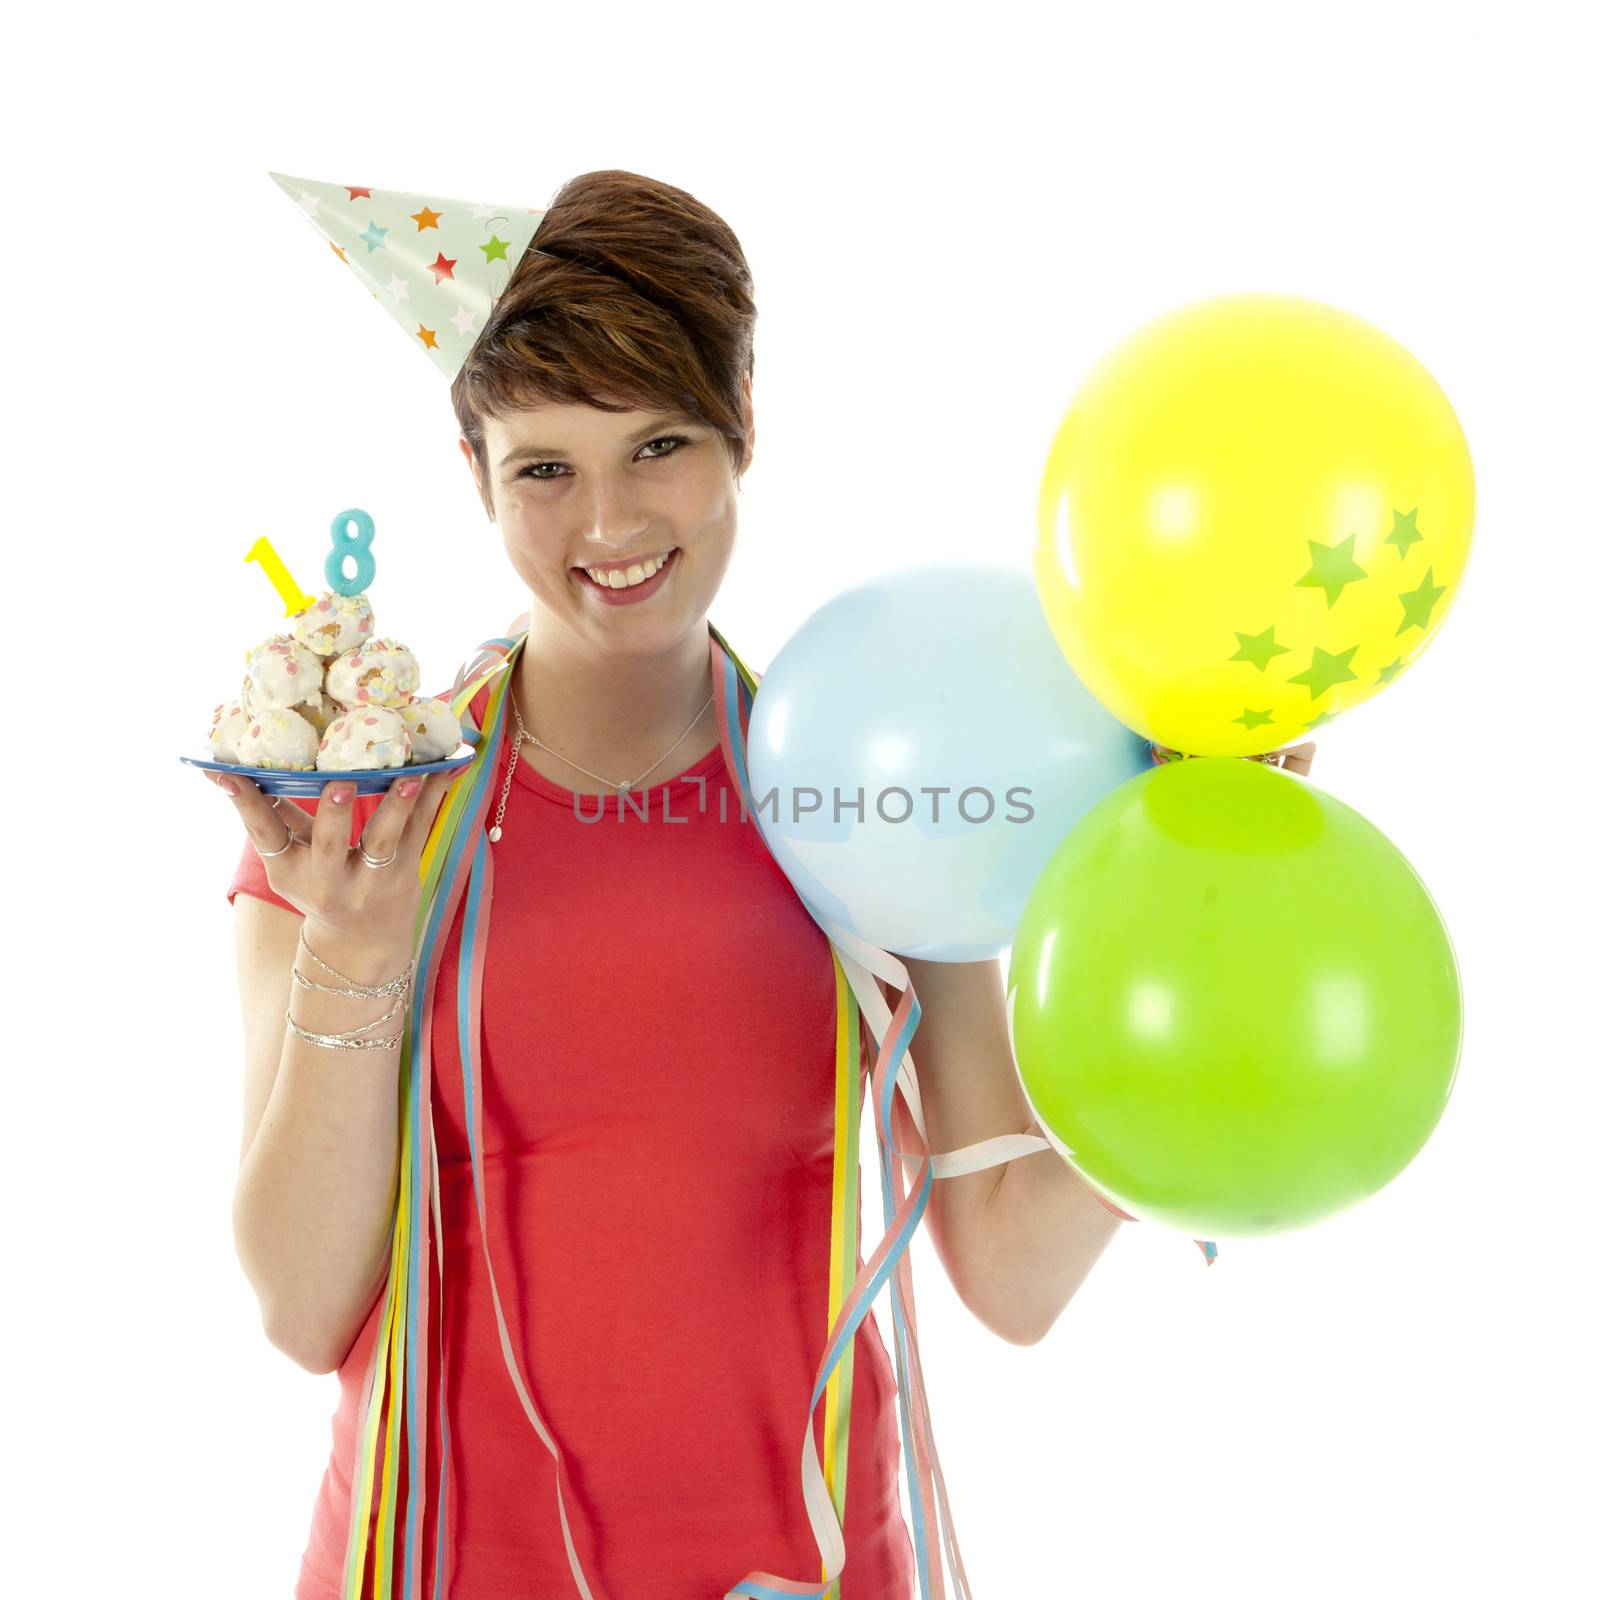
{"left": 325, "top": 507, "right": 377, "bottom": 596}
{"left": 244, "top": 535, "right": 319, "bottom": 618}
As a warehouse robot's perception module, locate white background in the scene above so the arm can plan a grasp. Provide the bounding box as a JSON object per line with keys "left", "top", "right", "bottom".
{"left": 8, "top": 2, "right": 1595, "bottom": 1595}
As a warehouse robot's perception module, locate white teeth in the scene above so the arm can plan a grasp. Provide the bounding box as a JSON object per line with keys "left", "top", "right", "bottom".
{"left": 584, "top": 549, "right": 674, "bottom": 588}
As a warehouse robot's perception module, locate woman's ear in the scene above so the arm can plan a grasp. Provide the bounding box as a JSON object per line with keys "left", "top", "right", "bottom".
{"left": 739, "top": 374, "right": 755, "bottom": 481}
{"left": 458, "top": 436, "right": 494, "bottom": 519}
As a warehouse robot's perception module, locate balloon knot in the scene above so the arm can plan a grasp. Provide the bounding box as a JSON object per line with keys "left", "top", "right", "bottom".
{"left": 1150, "top": 741, "right": 1316, "bottom": 777}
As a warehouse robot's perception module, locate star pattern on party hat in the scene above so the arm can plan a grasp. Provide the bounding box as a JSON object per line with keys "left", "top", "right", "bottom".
{"left": 269, "top": 172, "right": 548, "bottom": 380}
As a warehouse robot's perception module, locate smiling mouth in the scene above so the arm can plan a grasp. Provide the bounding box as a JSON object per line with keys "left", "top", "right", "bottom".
{"left": 575, "top": 548, "right": 678, "bottom": 589}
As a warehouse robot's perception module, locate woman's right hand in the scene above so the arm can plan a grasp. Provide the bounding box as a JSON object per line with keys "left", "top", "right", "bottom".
{"left": 204, "top": 767, "right": 457, "bottom": 948}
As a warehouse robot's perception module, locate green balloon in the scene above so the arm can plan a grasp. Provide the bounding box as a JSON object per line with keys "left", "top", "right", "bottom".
{"left": 1005, "top": 757, "right": 1461, "bottom": 1239}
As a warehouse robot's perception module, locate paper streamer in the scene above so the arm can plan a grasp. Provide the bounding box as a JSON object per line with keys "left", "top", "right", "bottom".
{"left": 333, "top": 619, "right": 1214, "bottom": 1600}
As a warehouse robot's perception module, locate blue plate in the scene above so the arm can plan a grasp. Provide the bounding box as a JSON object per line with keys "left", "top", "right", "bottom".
{"left": 181, "top": 727, "right": 480, "bottom": 797}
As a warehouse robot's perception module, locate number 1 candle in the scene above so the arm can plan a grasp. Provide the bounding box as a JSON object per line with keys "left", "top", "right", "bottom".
{"left": 244, "top": 535, "right": 318, "bottom": 618}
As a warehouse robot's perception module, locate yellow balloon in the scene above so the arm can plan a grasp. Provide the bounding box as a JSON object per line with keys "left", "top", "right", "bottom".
{"left": 1034, "top": 293, "right": 1475, "bottom": 756}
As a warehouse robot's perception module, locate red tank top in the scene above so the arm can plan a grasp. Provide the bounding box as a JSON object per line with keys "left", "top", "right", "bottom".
{"left": 226, "top": 680, "right": 915, "bottom": 1599}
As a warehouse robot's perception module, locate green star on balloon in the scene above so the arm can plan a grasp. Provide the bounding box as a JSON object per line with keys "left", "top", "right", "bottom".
{"left": 1395, "top": 566, "right": 1447, "bottom": 635}
{"left": 1302, "top": 709, "right": 1338, "bottom": 730}
{"left": 1287, "top": 643, "right": 1359, "bottom": 700}
{"left": 1296, "top": 534, "right": 1369, "bottom": 608}
{"left": 1233, "top": 707, "right": 1275, "bottom": 729}
{"left": 1385, "top": 507, "right": 1423, "bottom": 560}
{"left": 1376, "top": 657, "right": 1406, "bottom": 685}
{"left": 480, "top": 233, "right": 511, "bottom": 263}
{"left": 1230, "top": 625, "right": 1293, "bottom": 672}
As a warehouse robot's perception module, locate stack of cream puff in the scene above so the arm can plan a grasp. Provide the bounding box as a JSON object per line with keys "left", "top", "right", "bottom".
{"left": 208, "top": 589, "right": 462, "bottom": 772}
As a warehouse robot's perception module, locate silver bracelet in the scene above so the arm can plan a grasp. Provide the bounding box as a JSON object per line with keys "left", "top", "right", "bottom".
{"left": 284, "top": 985, "right": 409, "bottom": 1051}
{"left": 296, "top": 925, "right": 416, "bottom": 997}
{"left": 284, "top": 1006, "right": 406, "bottom": 1051}
{"left": 291, "top": 967, "right": 413, "bottom": 999}
{"left": 285, "top": 926, "right": 417, "bottom": 1051}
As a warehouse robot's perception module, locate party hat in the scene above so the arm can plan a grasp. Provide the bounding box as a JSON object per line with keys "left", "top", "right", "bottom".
{"left": 268, "top": 171, "right": 547, "bottom": 380}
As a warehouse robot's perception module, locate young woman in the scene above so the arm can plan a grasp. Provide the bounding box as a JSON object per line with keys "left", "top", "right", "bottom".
{"left": 208, "top": 169, "right": 1118, "bottom": 1599}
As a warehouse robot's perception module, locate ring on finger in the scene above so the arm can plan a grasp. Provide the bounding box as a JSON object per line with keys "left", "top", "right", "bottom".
{"left": 357, "top": 832, "right": 400, "bottom": 869}
{"left": 257, "top": 823, "right": 295, "bottom": 858}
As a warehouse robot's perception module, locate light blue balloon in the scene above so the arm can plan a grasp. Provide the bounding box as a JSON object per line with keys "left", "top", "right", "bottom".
{"left": 746, "top": 563, "right": 1153, "bottom": 961}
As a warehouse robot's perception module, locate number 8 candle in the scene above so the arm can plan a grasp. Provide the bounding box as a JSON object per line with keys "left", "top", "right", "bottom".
{"left": 325, "top": 506, "right": 377, "bottom": 595}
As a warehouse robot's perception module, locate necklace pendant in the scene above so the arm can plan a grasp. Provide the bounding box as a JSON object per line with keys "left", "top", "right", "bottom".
{"left": 488, "top": 824, "right": 503, "bottom": 842}
{"left": 616, "top": 780, "right": 632, "bottom": 797}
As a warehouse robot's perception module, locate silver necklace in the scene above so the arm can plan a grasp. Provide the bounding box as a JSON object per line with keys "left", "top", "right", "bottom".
{"left": 487, "top": 681, "right": 714, "bottom": 842}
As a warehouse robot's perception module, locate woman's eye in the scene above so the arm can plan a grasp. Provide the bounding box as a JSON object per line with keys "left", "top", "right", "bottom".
{"left": 517, "top": 434, "right": 691, "bottom": 482}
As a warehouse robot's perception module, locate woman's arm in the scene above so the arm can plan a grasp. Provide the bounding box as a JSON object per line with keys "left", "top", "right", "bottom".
{"left": 230, "top": 896, "right": 415, "bottom": 1373}
{"left": 893, "top": 954, "right": 1123, "bottom": 1346}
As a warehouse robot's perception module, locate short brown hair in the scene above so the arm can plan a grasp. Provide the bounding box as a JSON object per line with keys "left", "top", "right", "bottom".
{"left": 451, "top": 169, "right": 757, "bottom": 510}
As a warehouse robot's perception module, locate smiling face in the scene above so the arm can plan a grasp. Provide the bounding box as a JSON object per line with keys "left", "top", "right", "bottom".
{"left": 460, "top": 380, "right": 752, "bottom": 654}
